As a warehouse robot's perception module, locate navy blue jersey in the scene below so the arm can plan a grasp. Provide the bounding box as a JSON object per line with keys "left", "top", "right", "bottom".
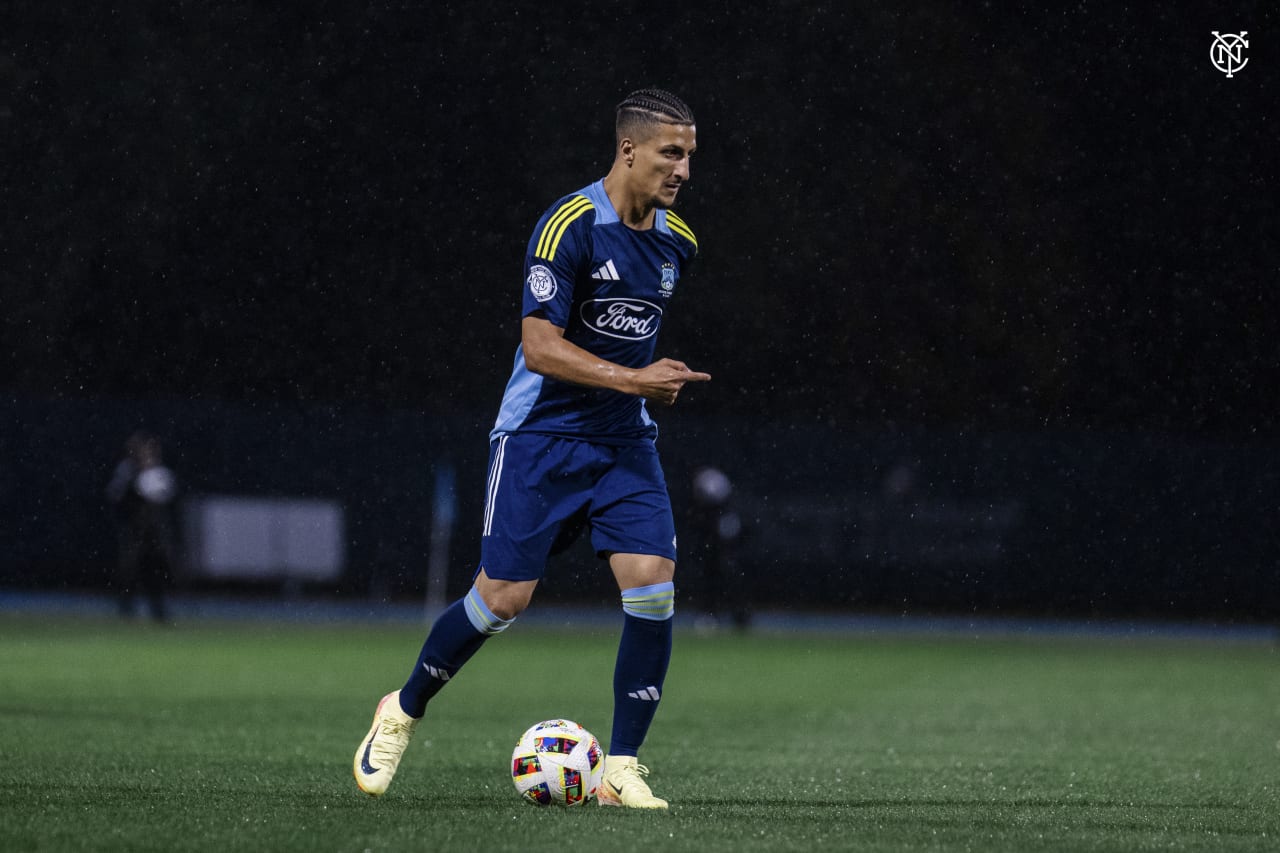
{"left": 491, "top": 179, "right": 698, "bottom": 445}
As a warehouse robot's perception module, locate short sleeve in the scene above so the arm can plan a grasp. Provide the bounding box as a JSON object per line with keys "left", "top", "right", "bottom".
{"left": 521, "top": 194, "right": 595, "bottom": 327}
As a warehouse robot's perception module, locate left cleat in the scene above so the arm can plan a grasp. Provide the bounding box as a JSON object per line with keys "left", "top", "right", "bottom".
{"left": 596, "top": 755, "right": 669, "bottom": 809}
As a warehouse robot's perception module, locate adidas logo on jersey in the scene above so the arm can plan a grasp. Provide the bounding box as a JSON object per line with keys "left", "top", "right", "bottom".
{"left": 591, "top": 259, "right": 620, "bottom": 281}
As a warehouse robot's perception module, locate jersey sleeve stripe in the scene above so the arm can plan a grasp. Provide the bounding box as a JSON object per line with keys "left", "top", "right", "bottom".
{"left": 665, "top": 212, "right": 698, "bottom": 250}
{"left": 541, "top": 197, "right": 593, "bottom": 260}
{"left": 535, "top": 195, "right": 593, "bottom": 260}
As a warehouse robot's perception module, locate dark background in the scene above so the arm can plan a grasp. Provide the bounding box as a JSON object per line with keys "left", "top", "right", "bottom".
{"left": 4, "top": 3, "right": 1277, "bottom": 620}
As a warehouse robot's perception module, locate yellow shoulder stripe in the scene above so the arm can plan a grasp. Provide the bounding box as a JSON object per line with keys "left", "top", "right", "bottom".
{"left": 535, "top": 195, "right": 594, "bottom": 261}
{"left": 665, "top": 212, "right": 698, "bottom": 250}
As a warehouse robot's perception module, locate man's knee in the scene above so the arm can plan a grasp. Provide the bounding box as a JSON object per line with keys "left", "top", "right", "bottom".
{"left": 474, "top": 569, "right": 537, "bottom": 620}
{"left": 610, "top": 553, "right": 676, "bottom": 591}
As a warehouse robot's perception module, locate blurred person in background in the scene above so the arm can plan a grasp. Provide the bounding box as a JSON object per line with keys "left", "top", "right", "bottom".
{"left": 688, "top": 465, "right": 747, "bottom": 629}
{"left": 106, "top": 431, "right": 178, "bottom": 623}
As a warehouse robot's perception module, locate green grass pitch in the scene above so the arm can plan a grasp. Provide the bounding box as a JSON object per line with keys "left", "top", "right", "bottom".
{"left": 0, "top": 613, "right": 1276, "bottom": 852}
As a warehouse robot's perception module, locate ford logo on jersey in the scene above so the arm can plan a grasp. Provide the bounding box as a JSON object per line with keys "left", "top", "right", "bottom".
{"left": 580, "top": 298, "right": 663, "bottom": 340}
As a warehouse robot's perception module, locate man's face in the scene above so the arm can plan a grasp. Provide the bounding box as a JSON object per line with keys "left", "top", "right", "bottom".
{"left": 630, "top": 122, "right": 696, "bottom": 209}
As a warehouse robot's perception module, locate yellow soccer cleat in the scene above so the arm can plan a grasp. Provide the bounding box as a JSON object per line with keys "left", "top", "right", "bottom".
{"left": 353, "top": 690, "right": 419, "bottom": 796}
{"left": 596, "top": 755, "right": 669, "bottom": 809}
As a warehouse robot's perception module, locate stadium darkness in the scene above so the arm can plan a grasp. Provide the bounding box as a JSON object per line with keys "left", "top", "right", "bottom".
{"left": 6, "top": 4, "right": 1275, "bottom": 436}
{"left": 5, "top": 4, "right": 1279, "bottom": 625}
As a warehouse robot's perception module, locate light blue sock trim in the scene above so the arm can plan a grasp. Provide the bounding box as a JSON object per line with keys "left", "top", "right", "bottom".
{"left": 464, "top": 587, "right": 515, "bottom": 635}
{"left": 621, "top": 581, "right": 675, "bottom": 621}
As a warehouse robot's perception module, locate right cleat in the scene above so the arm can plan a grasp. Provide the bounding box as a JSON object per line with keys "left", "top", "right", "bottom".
{"left": 596, "top": 755, "right": 669, "bottom": 809}
{"left": 353, "top": 690, "right": 419, "bottom": 796}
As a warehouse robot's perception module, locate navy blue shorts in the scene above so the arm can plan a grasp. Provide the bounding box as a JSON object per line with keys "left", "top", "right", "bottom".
{"left": 479, "top": 432, "right": 677, "bottom": 581}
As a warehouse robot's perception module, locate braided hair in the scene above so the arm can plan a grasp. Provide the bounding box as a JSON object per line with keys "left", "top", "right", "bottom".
{"left": 615, "top": 88, "right": 695, "bottom": 143}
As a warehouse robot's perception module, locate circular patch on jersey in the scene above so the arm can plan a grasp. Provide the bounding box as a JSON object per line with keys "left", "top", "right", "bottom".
{"left": 527, "top": 265, "right": 558, "bottom": 302}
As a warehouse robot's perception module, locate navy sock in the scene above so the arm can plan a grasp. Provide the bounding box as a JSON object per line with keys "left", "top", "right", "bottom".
{"left": 610, "top": 583, "right": 675, "bottom": 756}
{"left": 399, "top": 587, "right": 513, "bottom": 717}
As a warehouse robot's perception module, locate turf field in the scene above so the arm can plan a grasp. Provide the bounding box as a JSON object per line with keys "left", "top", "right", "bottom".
{"left": 0, "top": 613, "right": 1276, "bottom": 852}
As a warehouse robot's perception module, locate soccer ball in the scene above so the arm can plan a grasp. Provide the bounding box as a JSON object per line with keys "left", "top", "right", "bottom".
{"left": 510, "top": 719, "right": 604, "bottom": 806}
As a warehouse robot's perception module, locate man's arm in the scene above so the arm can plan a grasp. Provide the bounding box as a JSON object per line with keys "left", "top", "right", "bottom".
{"left": 106, "top": 460, "right": 135, "bottom": 503}
{"left": 521, "top": 315, "right": 710, "bottom": 406}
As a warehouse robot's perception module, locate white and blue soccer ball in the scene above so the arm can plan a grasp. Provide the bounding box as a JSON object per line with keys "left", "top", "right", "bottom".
{"left": 510, "top": 719, "right": 603, "bottom": 806}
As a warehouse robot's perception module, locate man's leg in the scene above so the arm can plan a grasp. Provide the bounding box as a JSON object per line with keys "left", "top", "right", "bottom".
{"left": 399, "top": 572, "right": 535, "bottom": 715}
{"left": 598, "top": 553, "right": 675, "bottom": 809}
{"left": 352, "top": 432, "right": 593, "bottom": 797}
{"left": 115, "top": 534, "right": 140, "bottom": 619}
{"left": 139, "top": 544, "right": 170, "bottom": 624}
{"left": 354, "top": 572, "right": 535, "bottom": 796}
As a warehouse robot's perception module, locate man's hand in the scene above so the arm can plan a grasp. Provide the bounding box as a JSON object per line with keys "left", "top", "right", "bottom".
{"left": 628, "top": 358, "right": 711, "bottom": 406}
{"left": 521, "top": 317, "right": 710, "bottom": 404}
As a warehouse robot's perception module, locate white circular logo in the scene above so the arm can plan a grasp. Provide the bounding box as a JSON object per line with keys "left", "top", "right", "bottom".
{"left": 1210, "top": 31, "right": 1249, "bottom": 78}
{"left": 527, "top": 265, "right": 557, "bottom": 302}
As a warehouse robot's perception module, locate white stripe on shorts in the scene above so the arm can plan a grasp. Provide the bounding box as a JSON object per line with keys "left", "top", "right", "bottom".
{"left": 482, "top": 435, "right": 508, "bottom": 536}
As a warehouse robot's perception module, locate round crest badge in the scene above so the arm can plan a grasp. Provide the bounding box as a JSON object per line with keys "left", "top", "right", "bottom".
{"left": 659, "top": 263, "right": 676, "bottom": 297}
{"left": 1210, "top": 31, "right": 1249, "bottom": 78}
{"left": 527, "top": 265, "right": 557, "bottom": 302}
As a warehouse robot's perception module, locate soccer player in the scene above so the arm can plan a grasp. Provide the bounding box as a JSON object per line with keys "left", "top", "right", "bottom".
{"left": 354, "top": 89, "right": 708, "bottom": 809}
